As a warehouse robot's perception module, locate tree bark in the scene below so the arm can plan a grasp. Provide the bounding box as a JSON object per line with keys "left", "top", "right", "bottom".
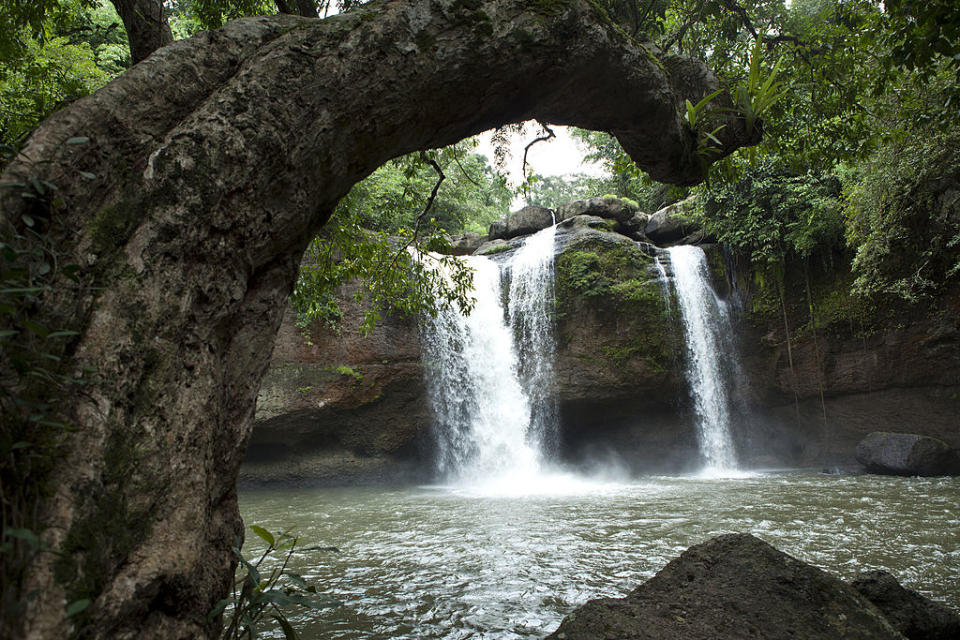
{"left": 276, "top": 0, "right": 319, "bottom": 18}
{"left": 0, "top": 0, "right": 757, "bottom": 637}
{"left": 110, "top": 0, "right": 173, "bottom": 64}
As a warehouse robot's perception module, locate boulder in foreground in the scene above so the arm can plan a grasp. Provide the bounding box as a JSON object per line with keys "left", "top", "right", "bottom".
{"left": 545, "top": 533, "right": 905, "bottom": 640}
{"left": 855, "top": 432, "right": 960, "bottom": 476}
{"left": 852, "top": 570, "right": 960, "bottom": 640}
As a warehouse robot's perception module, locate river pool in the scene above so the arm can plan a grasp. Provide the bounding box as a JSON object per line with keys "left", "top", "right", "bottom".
{"left": 238, "top": 470, "right": 960, "bottom": 639}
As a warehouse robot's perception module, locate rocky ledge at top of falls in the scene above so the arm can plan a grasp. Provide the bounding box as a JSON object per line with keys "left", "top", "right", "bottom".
{"left": 544, "top": 533, "right": 960, "bottom": 640}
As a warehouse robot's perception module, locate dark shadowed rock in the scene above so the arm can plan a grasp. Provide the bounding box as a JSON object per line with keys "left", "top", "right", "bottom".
{"left": 489, "top": 205, "right": 555, "bottom": 240}
{"left": 677, "top": 227, "right": 717, "bottom": 245}
{"left": 556, "top": 196, "right": 639, "bottom": 224}
{"left": 243, "top": 279, "right": 430, "bottom": 485}
{"left": 855, "top": 432, "right": 960, "bottom": 476}
{"left": 545, "top": 533, "right": 904, "bottom": 640}
{"left": 488, "top": 218, "right": 509, "bottom": 240}
{"left": 450, "top": 232, "right": 486, "bottom": 256}
{"left": 615, "top": 212, "right": 651, "bottom": 240}
{"left": 557, "top": 214, "right": 619, "bottom": 235}
{"left": 645, "top": 196, "right": 701, "bottom": 244}
{"left": 851, "top": 570, "right": 960, "bottom": 640}
{"left": 552, "top": 218, "right": 692, "bottom": 472}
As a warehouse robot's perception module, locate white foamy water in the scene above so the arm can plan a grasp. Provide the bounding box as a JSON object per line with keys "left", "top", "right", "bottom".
{"left": 421, "top": 256, "right": 541, "bottom": 482}
{"left": 506, "top": 225, "right": 559, "bottom": 457}
{"left": 421, "top": 227, "right": 559, "bottom": 487}
{"left": 666, "top": 245, "right": 739, "bottom": 474}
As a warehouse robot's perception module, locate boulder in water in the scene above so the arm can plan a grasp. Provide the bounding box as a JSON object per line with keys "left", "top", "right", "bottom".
{"left": 488, "top": 218, "right": 509, "bottom": 240}
{"left": 545, "top": 533, "right": 905, "bottom": 640}
{"left": 851, "top": 570, "right": 960, "bottom": 640}
{"left": 489, "top": 205, "right": 555, "bottom": 240}
{"left": 556, "top": 196, "right": 639, "bottom": 224}
{"left": 854, "top": 432, "right": 960, "bottom": 476}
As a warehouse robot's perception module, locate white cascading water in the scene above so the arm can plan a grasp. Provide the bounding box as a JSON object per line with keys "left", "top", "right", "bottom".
{"left": 421, "top": 226, "right": 558, "bottom": 485}
{"left": 507, "top": 225, "right": 559, "bottom": 456}
{"left": 665, "top": 245, "right": 739, "bottom": 474}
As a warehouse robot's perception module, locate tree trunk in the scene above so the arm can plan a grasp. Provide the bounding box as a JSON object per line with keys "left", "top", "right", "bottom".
{"left": 276, "top": 0, "right": 318, "bottom": 18}
{"left": 0, "top": 0, "right": 757, "bottom": 637}
{"left": 110, "top": 0, "right": 173, "bottom": 64}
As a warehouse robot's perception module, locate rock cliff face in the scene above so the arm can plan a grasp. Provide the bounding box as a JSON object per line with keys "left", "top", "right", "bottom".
{"left": 728, "top": 257, "right": 960, "bottom": 468}
{"left": 551, "top": 217, "right": 695, "bottom": 472}
{"left": 246, "top": 199, "right": 960, "bottom": 483}
{"left": 242, "top": 280, "right": 430, "bottom": 485}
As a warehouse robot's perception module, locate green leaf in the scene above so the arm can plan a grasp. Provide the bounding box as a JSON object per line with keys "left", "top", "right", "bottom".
{"left": 1, "top": 287, "right": 44, "bottom": 294}
{"left": 5, "top": 528, "right": 40, "bottom": 545}
{"left": 66, "top": 599, "right": 91, "bottom": 617}
{"left": 79, "top": 171, "right": 97, "bottom": 180}
{"left": 238, "top": 555, "right": 261, "bottom": 587}
{"left": 66, "top": 137, "right": 90, "bottom": 145}
{"left": 206, "top": 598, "right": 231, "bottom": 620}
{"left": 22, "top": 320, "right": 48, "bottom": 337}
{"left": 250, "top": 525, "right": 275, "bottom": 547}
{"left": 47, "top": 330, "right": 80, "bottom": 339}
{"left": 260, "top": 590, "right": 298, "bottom": 607}
{"left": 285, "top": 572, "right": 309, "bottom": 590}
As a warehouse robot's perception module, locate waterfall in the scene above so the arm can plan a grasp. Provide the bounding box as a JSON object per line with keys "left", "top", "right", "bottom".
{"left": 507, "top": 226, "right": 559, "bottom": 456}
{"left": 664, "top": 245, "right": 739, "bottom": 474}
{"left": 422, "top": 226, "right": 558, "bottom": 483}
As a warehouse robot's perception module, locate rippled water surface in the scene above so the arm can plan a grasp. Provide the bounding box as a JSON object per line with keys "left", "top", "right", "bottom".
{"left": 238, "top": 471, "right": 960, "bottom": 639}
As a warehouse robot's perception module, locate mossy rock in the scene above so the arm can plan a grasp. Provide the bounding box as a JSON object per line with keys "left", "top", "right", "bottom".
{"left": 554, "top": 232, "right": 680, "bottom": 376}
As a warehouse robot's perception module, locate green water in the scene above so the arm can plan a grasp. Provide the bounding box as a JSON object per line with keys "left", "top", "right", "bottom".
{"left": 238, "top": 471, "right": 960, "bottom": 639}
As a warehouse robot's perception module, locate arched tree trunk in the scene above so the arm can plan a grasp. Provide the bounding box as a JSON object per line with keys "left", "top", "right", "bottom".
{"left": 0, "top": 0, "right": 756, "bottom": 637}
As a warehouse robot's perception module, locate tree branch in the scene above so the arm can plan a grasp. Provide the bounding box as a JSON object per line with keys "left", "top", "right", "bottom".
{"left": 521, "top": 121, "right": 556, "bottom": 180}
{"left": 451, "top": 146, "right": 481, "bottom": 186}
{"left": 387, "top": 151, "right": 445, "bottom": 269}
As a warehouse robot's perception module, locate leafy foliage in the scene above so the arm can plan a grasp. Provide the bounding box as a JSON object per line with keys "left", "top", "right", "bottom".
{"left": 215, "top": 526, "right": 339, "bottom": 640}
{"left": 345, "top": 144, "right": 510, "bottom": 236}
{"left": 569, "top": 128, "right": 690, "bottom": 212}
{"left": 0, "top": 1, "right": 127, "bottom": 148}
{"left": 883, "top": 0, "right": 960, "bottom": 78}
{"left": 524, "top": 173, "right": 600, "bottom": 209}
{"left": 699, "top": 161, "right": 844, "bottom": 265}
{"left": 844, "top": 131, "right": 960, "bottom": 302}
